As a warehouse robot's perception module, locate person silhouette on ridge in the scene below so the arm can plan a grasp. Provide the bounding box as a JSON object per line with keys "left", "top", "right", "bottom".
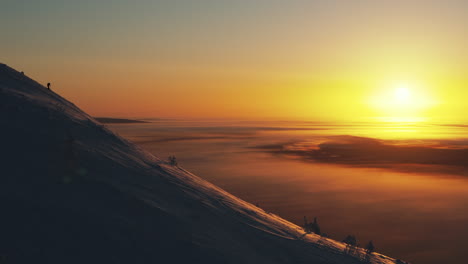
{"left": 47, "top": 82, "right": 51, "bottom": 90}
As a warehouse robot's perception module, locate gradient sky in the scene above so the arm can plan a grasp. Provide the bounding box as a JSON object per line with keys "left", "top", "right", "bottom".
{"left": 2, "top": 0, "right": 468, "bottom": 121}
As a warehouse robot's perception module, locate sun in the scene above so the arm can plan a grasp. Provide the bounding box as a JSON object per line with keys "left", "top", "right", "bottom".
{"left": 394, "top": 84, "right": 411, "bottom": 104}
{"left": 369, "top": 81, "right": 437, "bottom": 122}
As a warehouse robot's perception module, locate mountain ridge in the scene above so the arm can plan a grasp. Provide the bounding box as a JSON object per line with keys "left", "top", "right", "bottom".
{"left": 0, "top": 63, "right": 399, "bottom": 264}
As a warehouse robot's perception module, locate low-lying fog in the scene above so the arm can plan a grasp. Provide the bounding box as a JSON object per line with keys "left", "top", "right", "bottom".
{"left": 106, "top": 120, "right": 468, "bottom": 264}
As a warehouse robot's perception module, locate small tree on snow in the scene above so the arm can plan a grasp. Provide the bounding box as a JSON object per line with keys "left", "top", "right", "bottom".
{"left": 342, "top": 235, "right": 357, "bottom": 254}
{"left": 311, "top": 217, "right": 321, "bottom": 235}
{"left": 303, "top": 216, "right": 321, "bottom": 235}
{"left": 365, "top": 240, "right": 375, "bottom": 254}
{"left": 168, "top": 156, "right": 178, "bottom": 166}
{"left": 303, "top": 216, "right": 311, "bottom": 233}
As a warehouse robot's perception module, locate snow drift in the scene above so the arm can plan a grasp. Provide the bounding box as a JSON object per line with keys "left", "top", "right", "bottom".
{"left": 0, "top": 63, "right": 400, "bottom": 264}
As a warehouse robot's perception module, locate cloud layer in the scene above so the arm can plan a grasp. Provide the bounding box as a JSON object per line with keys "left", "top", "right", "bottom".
{"left": 255, "top": 135, "right": 468, "bottom": 176}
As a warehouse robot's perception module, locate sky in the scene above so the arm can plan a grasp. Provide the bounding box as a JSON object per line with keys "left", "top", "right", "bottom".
{"left": 2, "top": 0, "right": 468, "bottom": 121}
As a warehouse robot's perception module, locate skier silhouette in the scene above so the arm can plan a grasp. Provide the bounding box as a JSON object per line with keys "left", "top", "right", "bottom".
{"left": 47, "top": 82, "right": 51, "bottom": 90}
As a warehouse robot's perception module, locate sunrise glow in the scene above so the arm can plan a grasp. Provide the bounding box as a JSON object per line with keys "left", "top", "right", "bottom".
{"left": 367, "top": 80, "right": 440, "bottom": 123}
{"left": 394, "top": 84, "right": 411, "bottom": 105}
{"left": 4, "top": 2, "right": 468, "bottom": 264}
{"left": 3, "top": 1, "right": 467, "bottom": 123}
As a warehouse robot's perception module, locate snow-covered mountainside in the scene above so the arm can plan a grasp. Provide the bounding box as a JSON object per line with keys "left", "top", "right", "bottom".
{"left": 0, "top": 63, "right": 400, "bottom": 264}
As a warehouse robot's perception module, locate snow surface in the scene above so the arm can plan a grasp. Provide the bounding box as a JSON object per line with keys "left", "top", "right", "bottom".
{"left": 0, "top": 63, "right": 401, "bottom": 264}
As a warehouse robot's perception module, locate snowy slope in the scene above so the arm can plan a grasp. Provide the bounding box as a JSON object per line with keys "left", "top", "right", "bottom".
{"left": 0, "top": 63, "right": 400, "bottom": 264}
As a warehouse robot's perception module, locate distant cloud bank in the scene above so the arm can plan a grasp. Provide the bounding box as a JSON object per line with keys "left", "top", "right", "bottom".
{"left": 254, "top": 135, "right": 468, "bottom": 176}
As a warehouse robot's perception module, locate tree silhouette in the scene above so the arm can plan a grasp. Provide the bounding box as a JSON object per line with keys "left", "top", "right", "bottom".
{"left": 168, "top": 156, "right": 178, "bottom": 166}
{"left": 303, "top": 216, "right": 321, "bottom": 235}
{"left": 311, "top": 217, "right": 321, "bottom": 235}
{"left": 342, "top": 235, "right": 357, "bottom": 254}
{"left": 303, "top": 216, "right": 311, "bottom": 233}
{"left": 365, "top": 240, "right": 374, "bottom": 254}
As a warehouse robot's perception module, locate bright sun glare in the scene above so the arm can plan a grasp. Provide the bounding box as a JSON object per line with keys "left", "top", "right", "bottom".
{"left": 394, "top": 84, "right": 411, "bottom": 104}
{"left": 369, "top": 81, "right": 436, "bottom": 123}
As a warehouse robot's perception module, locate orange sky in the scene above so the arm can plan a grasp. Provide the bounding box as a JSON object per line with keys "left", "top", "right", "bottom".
{"left": 3, "top": 1, "right": 468, "bottom": 122}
